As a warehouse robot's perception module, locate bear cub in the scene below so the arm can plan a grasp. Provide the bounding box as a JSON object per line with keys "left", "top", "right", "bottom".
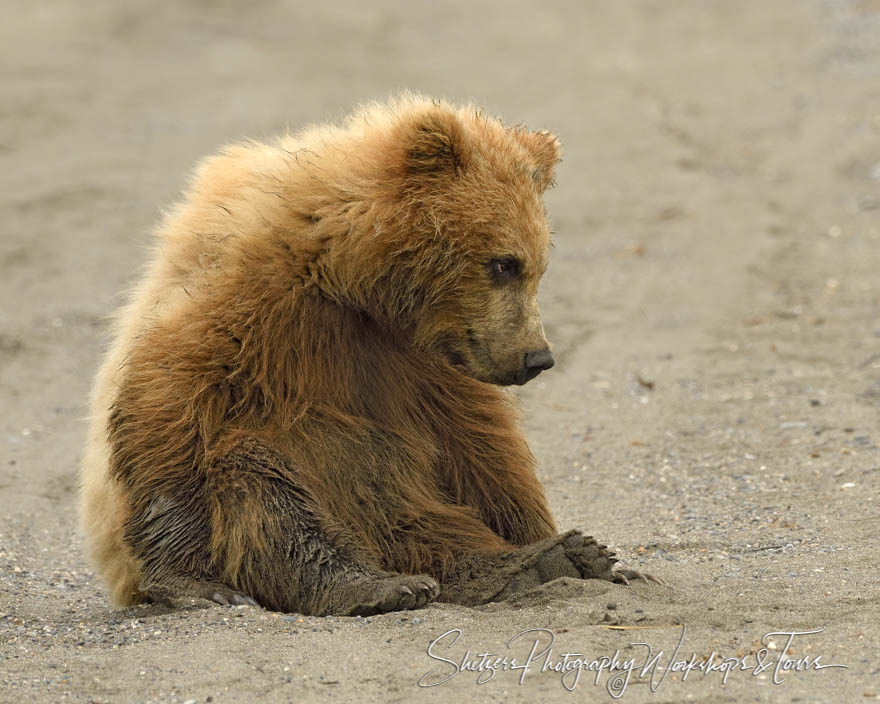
{"left": 79, "top": 94, "right": 658, "bottom": 615}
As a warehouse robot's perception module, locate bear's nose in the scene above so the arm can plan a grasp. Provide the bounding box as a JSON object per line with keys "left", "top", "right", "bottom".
{"left": 518, "top": 348, "right": 555, "bottom": 384}
{"left": 525, "top": 348, "right": 555, "bottom": 372}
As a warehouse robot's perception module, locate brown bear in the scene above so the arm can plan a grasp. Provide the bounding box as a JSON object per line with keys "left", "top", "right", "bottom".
{"left": 79, "top": 94, "right": 658, "bottom": 615}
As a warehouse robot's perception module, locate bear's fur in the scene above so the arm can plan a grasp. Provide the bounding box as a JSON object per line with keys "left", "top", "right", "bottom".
{"left": 80, "top": 94, "right": 642, "bottom": 615}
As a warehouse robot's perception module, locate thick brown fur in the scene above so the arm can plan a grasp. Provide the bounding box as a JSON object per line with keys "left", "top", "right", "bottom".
{"left": 79, "top": 94, "right": 626, "bottom": 615}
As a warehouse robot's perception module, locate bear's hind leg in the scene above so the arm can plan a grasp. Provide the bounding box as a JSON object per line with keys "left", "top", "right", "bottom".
{"left": 202, "top": 436, "right": 439, "bottom": 615}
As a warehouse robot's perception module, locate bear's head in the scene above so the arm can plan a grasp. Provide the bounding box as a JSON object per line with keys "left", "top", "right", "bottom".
{"left": 391, "top": 103, "right": 560, "bottom": 387}
{"left": 312, "top": 98, "right": 561, "bottom": 387}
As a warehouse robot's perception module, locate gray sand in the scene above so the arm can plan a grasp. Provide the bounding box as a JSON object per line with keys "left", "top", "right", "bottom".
{"left": 1, "top": 1, "right": 879, "bottom": 702}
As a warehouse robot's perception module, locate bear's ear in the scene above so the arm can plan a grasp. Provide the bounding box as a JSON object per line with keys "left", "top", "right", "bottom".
{"left": 403, "top": 110, "right": 469, "bottom": 175}
{"left": 513, "top": 129, "right": 562, "bottom": 192}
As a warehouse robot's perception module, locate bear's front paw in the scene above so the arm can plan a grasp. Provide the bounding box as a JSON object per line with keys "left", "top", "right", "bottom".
{"left": 560, "top": 531, "right": 664, "bottom": 585}
{"left": 345, "top": 574, "right": 439, "bottom": 616}
{"left": 505, "top": 529, "right": 616, "bottom": 585}
{"left": 556, "top": 530, "right": 617, "bottom": 581}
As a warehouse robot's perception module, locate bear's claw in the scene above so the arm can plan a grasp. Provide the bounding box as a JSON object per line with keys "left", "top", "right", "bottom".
{"left": 612, "top": 568, "right": 666, "bottom": 586}
{"left": 210, "top": 588, "right": 259, "bottom": 607}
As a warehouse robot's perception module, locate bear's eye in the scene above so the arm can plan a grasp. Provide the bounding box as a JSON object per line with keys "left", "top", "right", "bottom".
{"left": 486, "top": 256, "right": 521, "bottom": 284}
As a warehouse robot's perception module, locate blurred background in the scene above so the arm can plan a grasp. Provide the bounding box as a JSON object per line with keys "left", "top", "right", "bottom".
{"left": 2, "top": 1, "right": 878, "bottom": 312}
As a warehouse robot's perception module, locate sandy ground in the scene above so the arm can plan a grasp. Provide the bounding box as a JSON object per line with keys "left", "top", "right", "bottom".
{"left": 1, "top": 1, "right": 879, "bottom": 702}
